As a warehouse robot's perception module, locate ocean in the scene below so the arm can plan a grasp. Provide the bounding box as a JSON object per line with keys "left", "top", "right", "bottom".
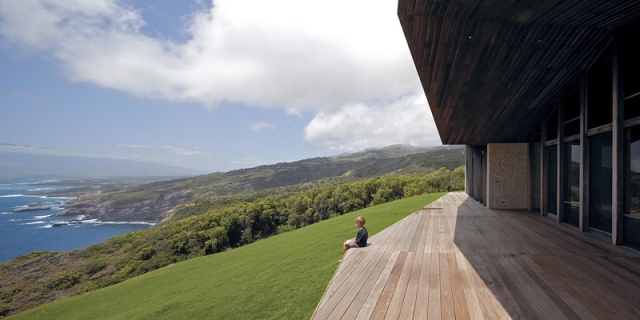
{"left": 0, "top": 178, "right": 153, "bottom": 262}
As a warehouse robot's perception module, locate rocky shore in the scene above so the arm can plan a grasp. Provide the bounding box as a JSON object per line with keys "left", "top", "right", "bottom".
{"left": 56, "top": 189, "right": 189, "bottom": 222}
{"left": 13, "top": 205, "right": 51, "bottom": 213}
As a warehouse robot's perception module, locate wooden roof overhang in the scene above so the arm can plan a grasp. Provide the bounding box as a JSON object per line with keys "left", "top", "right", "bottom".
{"left": 398, "top": 0, "right": 640, "bottom": 145}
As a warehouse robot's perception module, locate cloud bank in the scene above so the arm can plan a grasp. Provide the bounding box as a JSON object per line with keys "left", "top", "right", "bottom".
{"left": 249, "top": 121, "right": 275, "bottom": 131}
{"left": 0, "top": 0, "right": 440, "bottom": 151}
{"left": 304, "top": 93, "right": 441, "bottom": 152}
{"left": 118, "top": 144, "right": 210, "bottom": 156}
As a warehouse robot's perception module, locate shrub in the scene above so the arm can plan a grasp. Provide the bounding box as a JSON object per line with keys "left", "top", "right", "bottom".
{"left": 42, "top": 270, "right": 80, "bottom": 290}
{"left": 13, "top": 251, "right": 51, "bottom": 261}
{"left": 82, "top": 259, "right": 107, "bottom": 275}
{"left": 136, "top": 247, "right": 156, "bottom": 261}
{"left": 0, "top": 286, "right": 20, "bottom": 301}
{"left": 0, "top": 303, "right": 9, "bottom": 317}
{"left": 276, "top": 224, "right": 296, "bottom": 234}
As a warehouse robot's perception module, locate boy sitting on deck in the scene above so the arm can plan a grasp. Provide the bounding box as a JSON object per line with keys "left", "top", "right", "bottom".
{"left": 343, "top": 216, "right": 368, "bottom": 254}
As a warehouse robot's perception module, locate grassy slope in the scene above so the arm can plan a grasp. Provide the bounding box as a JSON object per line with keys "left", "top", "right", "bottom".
{"left": 10, "top": 193, "right": 445, "bottom": 320}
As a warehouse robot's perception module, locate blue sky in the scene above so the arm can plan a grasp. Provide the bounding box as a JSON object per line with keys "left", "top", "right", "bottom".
{"left": 0, "top": 0, "right": 441, "bottom": 173}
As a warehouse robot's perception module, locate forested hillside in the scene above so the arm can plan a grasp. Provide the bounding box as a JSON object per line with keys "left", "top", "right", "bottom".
{"left": 51, "top": 146, "right": 464, "bottom": 222}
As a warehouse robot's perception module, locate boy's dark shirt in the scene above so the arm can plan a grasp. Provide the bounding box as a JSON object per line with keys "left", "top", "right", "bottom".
{"left": 355, "top": 227, "right": 368, "bottom": 247}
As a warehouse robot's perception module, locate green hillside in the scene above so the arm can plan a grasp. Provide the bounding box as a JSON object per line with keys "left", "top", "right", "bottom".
{"left": 42, "top": 146, "right": 463, "bottom": 223}
{"left": 8, "top": 193, "right": 445, "bottom": 320}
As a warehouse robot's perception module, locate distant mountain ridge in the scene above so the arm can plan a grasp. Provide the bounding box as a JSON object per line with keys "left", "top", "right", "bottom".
{"left": 335, "top": 145, "right": 460, "bottom": 160}
{"left": 199, "top": 145, "right": 463, "bottom": 196}
{"left": 0, "top": 152, "right": 205, "bottom": 178}
{"left": 54, "top": 145, "right": 465, "bottom": 222}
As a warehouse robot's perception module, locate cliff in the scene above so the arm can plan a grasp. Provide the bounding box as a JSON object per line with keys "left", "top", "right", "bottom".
{"left": 13, "top": 206, "right": 51, "bottom": 213}
{"left": 57, "top": 190, "right": 189, "bottom": 222}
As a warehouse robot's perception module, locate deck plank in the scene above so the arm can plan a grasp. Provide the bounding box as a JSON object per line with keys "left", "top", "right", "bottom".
{"left": 439, "top": 251, "right": 455, "bottom": 320}
{"left": 447, "top": 253, "right": 470, "bottom": 320}
{"left": 398, "top": 250, "right": 423, "bottom": 319}
{"left": 496, "top": 254, "right": 565, "bottom": 320}
{"left": 455, "top": 252, "right": 490, "bottom": 320}
{"left": 427, "top": 218, "right": 442, "bottom": 320}
{"left": 413, "top": 214, "right": 435, "bottom": 319}
{"left": 384, "top": 252, "right": 415, "bottom": 319}
{"left": 355, "top": 251, "right": 400, "bottom": 320}
{"left": 531, "top": 255, "right": 618, "bottom": 319}
{"left": 369, "top": 252, "right": 408, "bottom": 319}
{"left": 312, "top": 193, "right": 640, "bottom": 320}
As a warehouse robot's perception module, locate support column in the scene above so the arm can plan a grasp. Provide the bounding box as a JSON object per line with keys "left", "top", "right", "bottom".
{"left": 482, "top": 146, "right": 487, "bottom": 205}
{"left": 557, "top": 103, "right": 565, "bottom": 224}
{"left": 580, "top": 72, "right": 590, "bottom": 232}
{"left": 612, "top": 36, "right": 624, "bottom": 245}
{"left": 528, "top": 141, "right": 533, "bottom": 211}
{"left": 465, "top": 145, "right": 472, "bottom": 196}
{"left": 541, "top": 122, "right": 548, "bottom": 216}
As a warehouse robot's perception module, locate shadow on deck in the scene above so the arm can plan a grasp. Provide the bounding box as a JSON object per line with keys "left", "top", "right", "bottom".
{"left": 311, "top": 192, "right": 640, "bottom": 319}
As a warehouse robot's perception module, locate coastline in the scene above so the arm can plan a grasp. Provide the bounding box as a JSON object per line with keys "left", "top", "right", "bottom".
{"left": 13, "top": 205, "right": 51, "bottom": 213}
{"left": 54, "top": 190, "right": 188, "bottom": 223}
{"left": 0, "top": 178, "right": 154, "bottom": 262}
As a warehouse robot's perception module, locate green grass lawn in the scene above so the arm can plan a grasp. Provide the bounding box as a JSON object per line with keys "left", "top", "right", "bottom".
{"left": 10, "top": 193, "right": 445, "bottom": 320}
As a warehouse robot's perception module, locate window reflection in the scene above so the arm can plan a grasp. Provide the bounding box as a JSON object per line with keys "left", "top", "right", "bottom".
{"left": 627, "top": 126, "right": 640, "bottom": 217}
{"left": 625, "top": 125, "right": 640, "bottom": 249}
{"left": 532, "top": 142, "right": 541, "bottom": 213}
{"left": 547, "top": 146, "right": 557, "bottom": 214}
{"left": 590, "top": 132, "right": 612, "bottom": 233}
{"left": 563, "top": 141, "right": 580, "bottom": 227}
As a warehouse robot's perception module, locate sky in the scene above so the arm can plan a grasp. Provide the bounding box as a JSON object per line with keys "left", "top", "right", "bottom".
{"left": 0, "top": 0, "right": 441, "bottom": 173}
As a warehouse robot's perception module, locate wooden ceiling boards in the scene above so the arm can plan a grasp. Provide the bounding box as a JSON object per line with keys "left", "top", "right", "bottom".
{"left": 398, "top": 0, "right": 640, "bottom": 144}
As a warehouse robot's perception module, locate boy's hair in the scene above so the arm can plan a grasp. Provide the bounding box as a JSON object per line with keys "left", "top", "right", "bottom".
{"left": 355, "top": 216, "right": 366, "bottom": 226}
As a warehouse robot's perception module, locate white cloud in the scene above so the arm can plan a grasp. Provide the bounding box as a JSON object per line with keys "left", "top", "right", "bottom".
{"left": 0, "top": 0, "right": 418, "bottom": 109}
{"left": 229, "top": 156, "right": 282, "bottom": 166}
{"left": 0, "top": 0, "right": 439, "bottom": 151}
{"left": 304, "top": 93, "right": 441, "bottom": 152}
{"left": 249, "top": 121, "right": 275, "bottom": 131}
{"left": 118, "top": 143, "right": 209, "bottom": 156}
{"left": 117, "top": 144, "right": 150, "bottom": 149}
{"left": 0, "top": 142, "right": 217, "bottom": 170}
{"left": 158, "top": 146, "right": 209, "bottom": 156}
{"left": 0, "top": 143, "right": 134, "bottom": 159}
{"left": 0, "top": 143, "right": 47, "bottom": 153}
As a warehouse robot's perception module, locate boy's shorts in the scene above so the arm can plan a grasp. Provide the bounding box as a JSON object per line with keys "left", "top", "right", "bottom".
{"left": 348, "top": 241, "right": 359, "bottom": 248}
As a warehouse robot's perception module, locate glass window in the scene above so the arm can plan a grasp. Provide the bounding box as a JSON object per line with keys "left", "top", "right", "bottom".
{"left": 624, "top": 95, "right": 640, "bottom": 121}
{"left": 563, "top": 141, "right": 580, "bottom": 227}
{"left": 624, "top": 125, "right": 640, "bottom": 249}
{"left": 626, "top": 126, "right": 640, "bottom": 217}
{"left": 624, "top": 217, "right": 640, "bottom": 251}
{"left": 564, "top": 119, "right": 580, "bottom": 137}
{"left": 563, "top": 84, "right": 580, "bottom": 121}
{"left": 620, "top": 25, "right": 640, "bottom": 98}
{"left": 532, "top": 141, "right": 541, "bottom": 213}
{"left": 621, "top": 25, "right": 640, "bottom": 121}
{"left": 590, "top": 132, "right": 612, "bottom": 233}
{"left": 547, "top": 111, "right": 558, "bottom": 142}
{"left": 587, "top": 46, "right": 612, "bottom": 129}
{"left": 562, "top": 79, "right": 581, "bottom": 138}
{"left": 547, "top": 146, "right": 557, "bottom": 214}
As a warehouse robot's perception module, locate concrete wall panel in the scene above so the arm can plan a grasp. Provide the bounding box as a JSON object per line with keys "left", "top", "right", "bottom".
{"left": 487, "top": 143, "right": 529, "bottom": 209}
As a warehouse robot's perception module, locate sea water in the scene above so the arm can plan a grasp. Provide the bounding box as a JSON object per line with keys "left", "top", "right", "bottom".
{"left": 0, "top": 178, "right": 153, "bottom": 262}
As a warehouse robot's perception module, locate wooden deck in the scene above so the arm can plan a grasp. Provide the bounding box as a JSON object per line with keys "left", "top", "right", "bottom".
{"left": 312, "top": 192, "right": 640, "bottom": 319}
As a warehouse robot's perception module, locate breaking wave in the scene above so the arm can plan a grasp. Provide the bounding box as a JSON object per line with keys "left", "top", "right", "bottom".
{"left": 81, "top": 219, "right": 155, "bottom": 226}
